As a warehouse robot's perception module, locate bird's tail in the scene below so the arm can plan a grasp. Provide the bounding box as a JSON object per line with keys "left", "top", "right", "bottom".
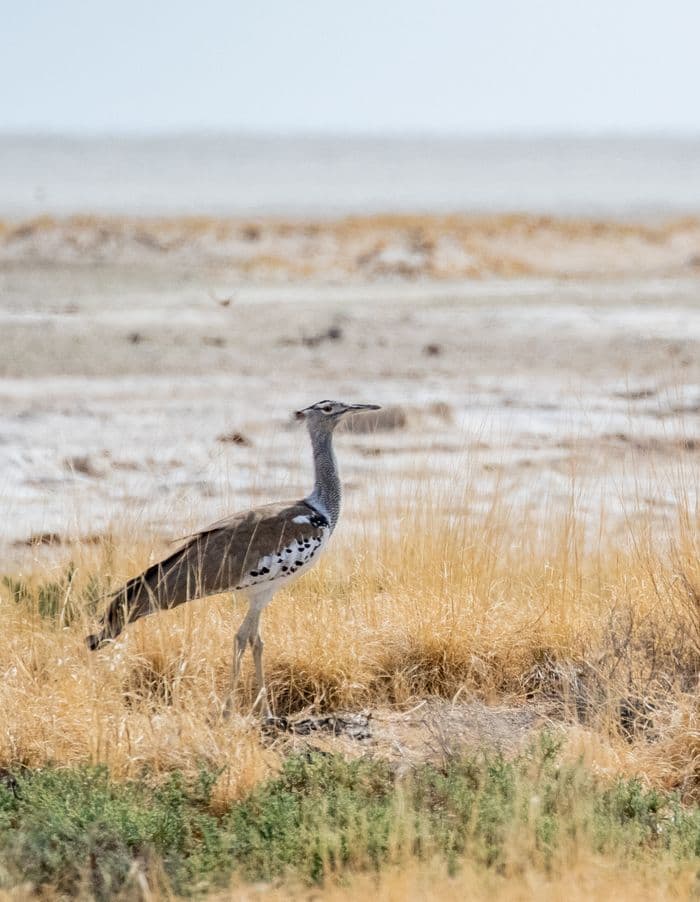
{"left": 85, "top": 551, "right": 189, "bottom": 650}
{"left": 85, "top": 531, "right": 234, "bottom": 651}
{"left": 85, "top": 631, "right": 104, "bottom": 651}
{"left": 85, "top": 573, "right": 157, "bottom": 650}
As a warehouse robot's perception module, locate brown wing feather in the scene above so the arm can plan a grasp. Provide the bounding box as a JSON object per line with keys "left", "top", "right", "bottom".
{"left": 86, "top": 500, "right": 326, "bottom": 649}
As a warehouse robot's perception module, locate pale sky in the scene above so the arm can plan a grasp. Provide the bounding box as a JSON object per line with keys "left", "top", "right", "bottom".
{"left": 2, "top": 0, "right": 700, "bottom": 134}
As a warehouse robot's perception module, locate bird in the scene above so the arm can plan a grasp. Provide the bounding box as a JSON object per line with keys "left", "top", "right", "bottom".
{"left": 85, "top": 399, "right": 381, "bottom": 718}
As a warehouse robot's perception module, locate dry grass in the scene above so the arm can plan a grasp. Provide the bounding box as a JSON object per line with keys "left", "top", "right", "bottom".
{"left": 1, "top": 471, "right": 699, "bottom": 807}
{"left": 225, "top": 857, "right": 700, "bottom": 902}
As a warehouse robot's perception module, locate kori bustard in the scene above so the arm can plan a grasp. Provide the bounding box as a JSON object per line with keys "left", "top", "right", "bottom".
{"left": 86, "top": 400, "right": 380, "bottom": 717}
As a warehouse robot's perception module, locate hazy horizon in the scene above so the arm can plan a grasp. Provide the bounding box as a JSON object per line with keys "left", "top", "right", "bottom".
{"left": 2, "top": 132, "right": 699, "bottom": 218}
{"left": 3, "top": 128, "right": 700, "bottom": 140}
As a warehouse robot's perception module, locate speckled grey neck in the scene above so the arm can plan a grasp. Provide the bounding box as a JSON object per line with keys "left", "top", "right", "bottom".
{"left": 306, "top": 426, "right": 341, "bottom": 531}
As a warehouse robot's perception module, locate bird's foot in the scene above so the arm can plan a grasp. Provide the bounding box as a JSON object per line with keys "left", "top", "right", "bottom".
{"left": 219, "top": 689, "right": 239, "bottom": 723}
{"left": 218, "top": 688, "right": 273, "bottom": 725}
{"left": 252, "top": 687, "right": 273, "bottom": 722}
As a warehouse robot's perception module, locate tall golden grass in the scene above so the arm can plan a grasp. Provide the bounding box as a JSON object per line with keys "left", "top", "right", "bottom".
{"left": 225, "top": 856, "right": 699, "bottom": 902}
{"left": 1, "top": 464, "right": 699, "bottom": 803}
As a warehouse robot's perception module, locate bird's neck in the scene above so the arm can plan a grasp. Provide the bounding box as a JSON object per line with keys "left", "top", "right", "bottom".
{"left": 307, "top": 427, "right": 341, "bottom": 529}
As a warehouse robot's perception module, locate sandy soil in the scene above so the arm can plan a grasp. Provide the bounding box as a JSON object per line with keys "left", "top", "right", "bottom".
{"left": 1, "top": 214, "right": 699, "bottom": 564}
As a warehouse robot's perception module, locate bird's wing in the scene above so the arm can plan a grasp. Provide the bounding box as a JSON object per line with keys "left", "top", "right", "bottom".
{"left": 86, "top": 500, "right": 329, "bottom": 649}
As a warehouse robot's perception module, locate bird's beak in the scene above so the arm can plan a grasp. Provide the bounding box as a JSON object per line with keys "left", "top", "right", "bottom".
{"left": 295, "top": 406, "right": 312, "bottom": 421}
{"left": 347, "top": 404, "right": 381, "bottom": 412}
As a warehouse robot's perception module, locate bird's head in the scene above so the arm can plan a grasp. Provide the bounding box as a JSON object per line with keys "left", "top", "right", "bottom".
{"left": 295, "top": 400, "right": 381, "bottom": 432}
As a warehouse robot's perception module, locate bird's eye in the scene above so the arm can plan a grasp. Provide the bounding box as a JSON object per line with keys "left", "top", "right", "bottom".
{"left": 322, "top": 405, "right": 333, "bottom": 413}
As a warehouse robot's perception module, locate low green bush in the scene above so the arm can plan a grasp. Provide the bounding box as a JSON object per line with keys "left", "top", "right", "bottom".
{"left": 0, "top": 735, "right": 698, "bottom": 898}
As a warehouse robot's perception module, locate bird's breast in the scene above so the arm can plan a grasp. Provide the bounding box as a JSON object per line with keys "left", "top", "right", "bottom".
{"left": 233, "top": 526, "right": 330, "bottom": 592}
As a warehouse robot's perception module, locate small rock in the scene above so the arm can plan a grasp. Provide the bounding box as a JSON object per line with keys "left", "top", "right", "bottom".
{"left": 64, "top": 455, "right": 107, "bottom": 477}
{"left": 423, "top": 343, "right": 442, "bottom": 356}
{"left": 15, "top": 532, "right": 64, "bottom": 547}
{"left": 302, "top": 323, "right": 344, "bottom": 347}
{"left": 217, "top": 431, "right": 253, "bottom": 447}
{"left": 614, "top": 388, "right": 657, "bottom": 401}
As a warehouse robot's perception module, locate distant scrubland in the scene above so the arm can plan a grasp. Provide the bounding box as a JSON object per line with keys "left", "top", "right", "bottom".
{"left": 2, "top": 212, "right": 700, "bottom": 279}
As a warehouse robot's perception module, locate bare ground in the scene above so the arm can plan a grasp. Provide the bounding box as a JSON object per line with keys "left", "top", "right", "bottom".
{"left": 262, "top": 699, "right": 551, "bottom": 769}
{"left": 1, "top": 228, "right": 699, "bottom": 562}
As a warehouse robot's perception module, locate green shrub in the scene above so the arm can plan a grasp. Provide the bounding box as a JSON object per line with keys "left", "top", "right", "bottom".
{"left": 1, "top": 565, "right": 103, "bottom": 626}
{"left": 0, "top": 736, "right": 699, "bottom": 897}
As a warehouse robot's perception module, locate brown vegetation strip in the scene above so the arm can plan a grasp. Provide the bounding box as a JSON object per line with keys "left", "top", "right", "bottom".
{"left": 2, "top": 213, "right": 699, "bottom": 279}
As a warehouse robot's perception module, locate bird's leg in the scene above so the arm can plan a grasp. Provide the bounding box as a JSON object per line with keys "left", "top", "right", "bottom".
{"left": 222, "top": 629, "right": 247, "bottom": 720}
{"left": 222, "top": 604, "right": 258, "bottom": 720}
{"left": 251, "top": 631, "right": 272, "bottom": 719}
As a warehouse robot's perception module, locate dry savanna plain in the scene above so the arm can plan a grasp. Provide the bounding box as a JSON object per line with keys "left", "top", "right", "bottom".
{"left": 0, "top": 213, "right": 700, "bottom": 899}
